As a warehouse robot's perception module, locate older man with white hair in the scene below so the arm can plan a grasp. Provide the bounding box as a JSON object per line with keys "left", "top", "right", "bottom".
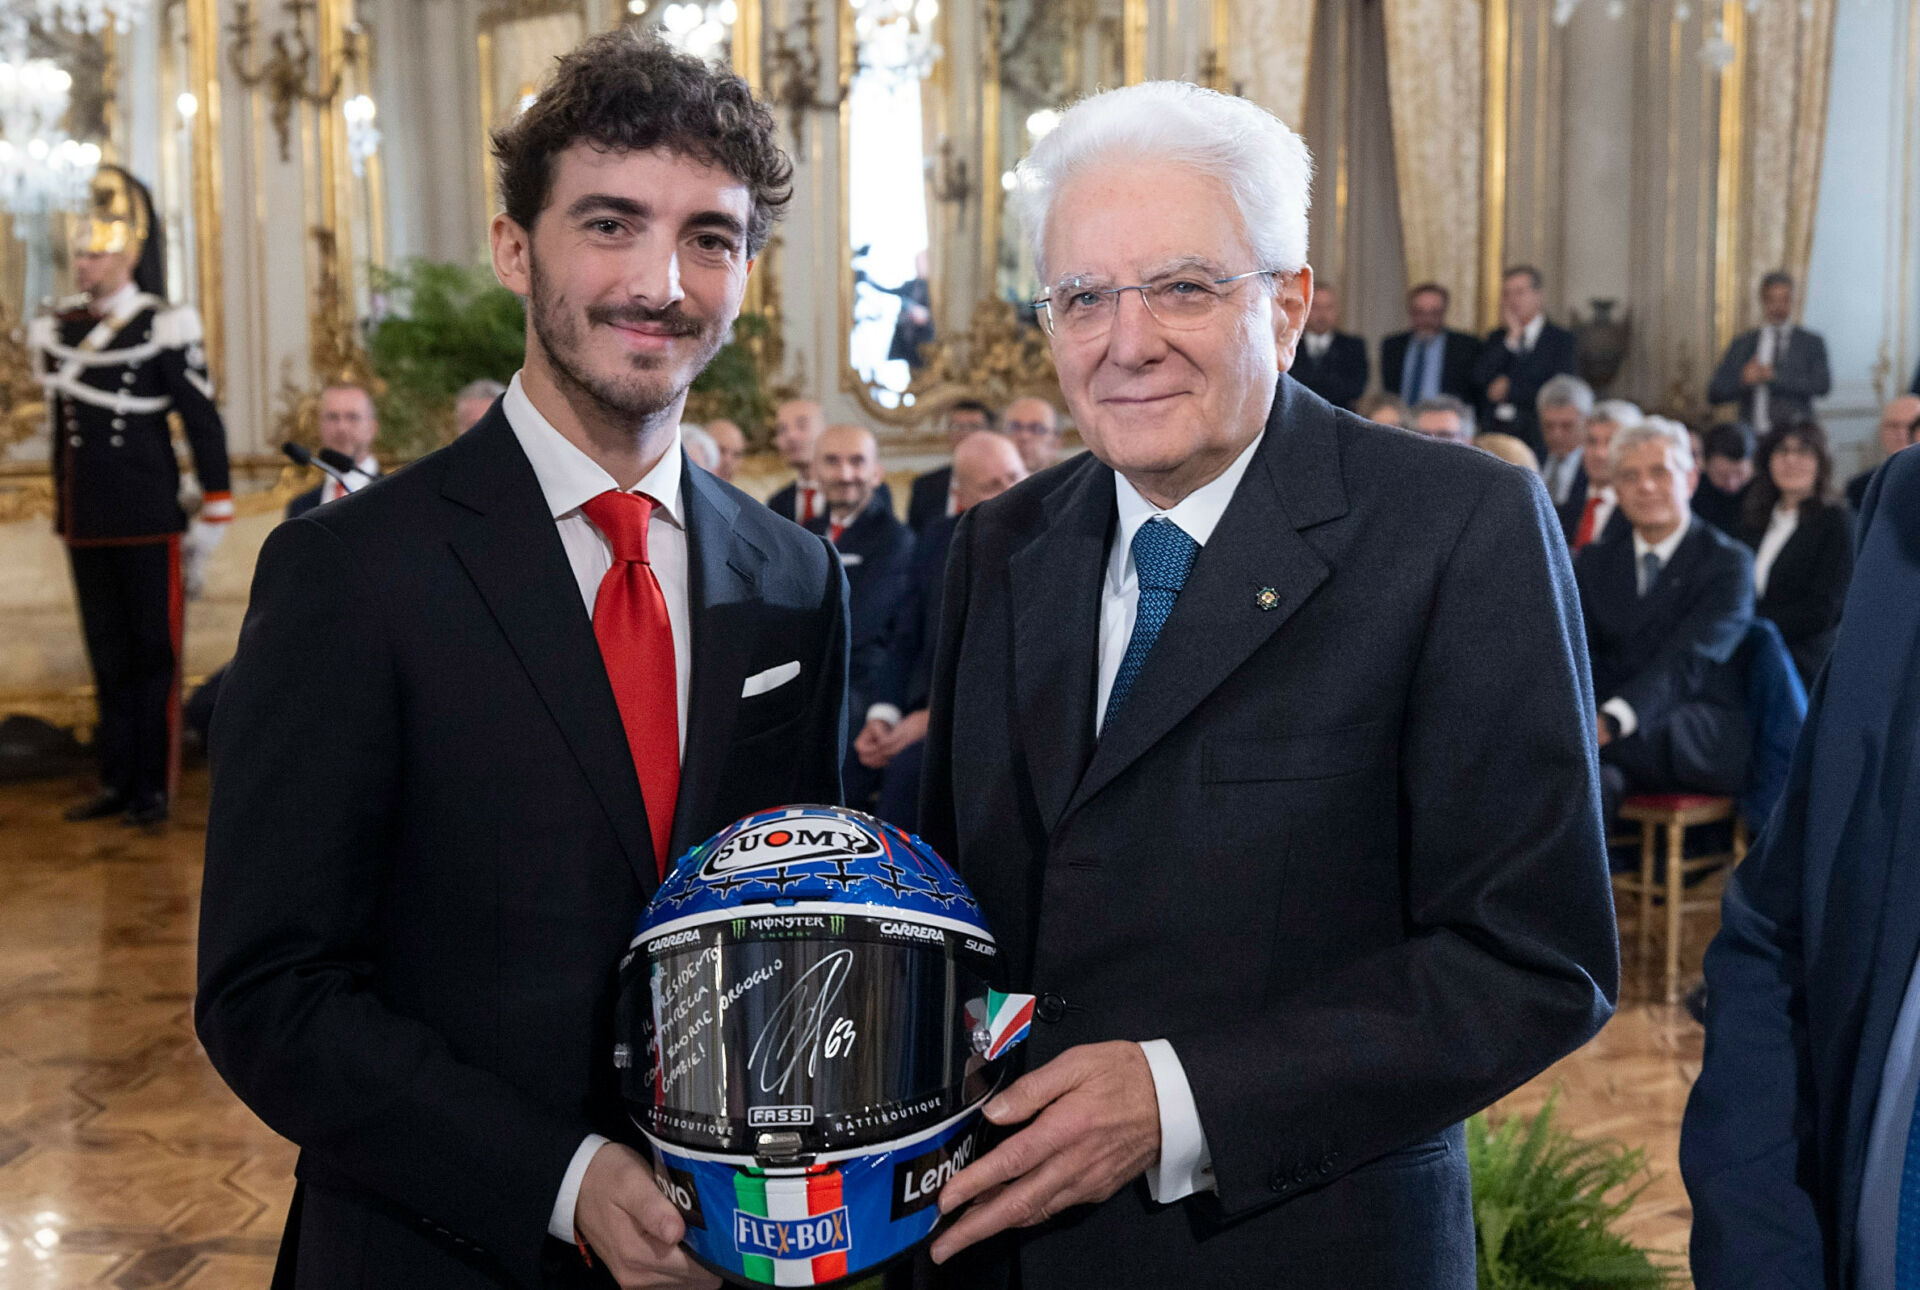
{"left": 919, "top": 81, "right": 1616, "bottom": 1288}
{"left": 1575, "top": 416, "right": 1754, "bottom": 826}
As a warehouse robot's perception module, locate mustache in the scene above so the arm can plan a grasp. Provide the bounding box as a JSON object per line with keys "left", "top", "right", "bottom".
{"left": 586, "top": 302, "right": 705, "bottom": 336}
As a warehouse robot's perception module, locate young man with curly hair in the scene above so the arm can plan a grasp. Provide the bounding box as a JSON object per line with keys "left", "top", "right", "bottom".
{"left": 197, "top": 32, "right": 846, "bottom": 1289}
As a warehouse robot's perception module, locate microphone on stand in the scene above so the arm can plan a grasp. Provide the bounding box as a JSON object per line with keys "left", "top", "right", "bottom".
{"left": 316, "top": 447, "right": 364, "bottom": 479}
{"left": 282, "top": 441, "right": 354, "bottom": 490}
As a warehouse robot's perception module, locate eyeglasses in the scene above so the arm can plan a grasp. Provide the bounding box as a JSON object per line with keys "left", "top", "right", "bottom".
{"left": 1033, "top": 268, "right": 1279, "bottom": 340}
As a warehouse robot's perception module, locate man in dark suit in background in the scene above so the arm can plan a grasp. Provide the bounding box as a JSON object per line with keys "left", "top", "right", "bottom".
{"left": 805, "top": 424, "right": 913, "bottom": 807}
{"left": 1381, "top": 281, "right": 1483, "bottom": 406}
{"left": 1560, "top": 399, "right": 1640, "bottom": 551}
{"left": 1537, "top": 375, "right": 1594, "bottom": 507}
{"left": 1472, "top": 264, "right": 1578, "bottom": 457}
{"left": 1287, "top": 283, "right": 1368, "bottom": 409}
{"left": 907, "top": 398, "right": 995, "bottom": 531}
{"left": 1681, "top": 446, "right": 1920, "bottom": 1290}
{"left": 921, "top": 81, "right": 1616, "bottom": 1289}
{"left": 764, "top": 397, "right": 825, "bottom": 524}
{"left": 197, "top": 34, "right": 848, "bottom": 1290}
{"left": 286, "top": 383, "right": 382, "bottom": 518}
{"left": 1707, "top": 271, "right": 1831, "bottom": 433}
{"left": 1576, "top": 417, "right": 1754, "bottom": 826}
{"left": 1845, "top": 394, "right": 1920, "bottom": 511}
{"left": 856, "top": 429, "right": 1027, "bottom": 831}
{"left": 1691, "top": 422, "right": 1755, "bottom": 535}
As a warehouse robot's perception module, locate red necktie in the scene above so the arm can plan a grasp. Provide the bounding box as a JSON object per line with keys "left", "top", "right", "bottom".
{"left": 581, "top": 490, "right": 679, "bottom": 878}
{"left": 1573, "top": 495, "right": 1602, "bottom": 550}
{"left": 828, "top": 521, "right": 845, "bottom": 545}
{"left": 799, "top": 485, "right": 818, "bottom": 525}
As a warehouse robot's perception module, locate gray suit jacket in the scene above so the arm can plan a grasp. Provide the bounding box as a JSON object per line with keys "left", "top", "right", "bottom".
{"left": 1708, "top": 325, "right": 1832, "bottom": 424}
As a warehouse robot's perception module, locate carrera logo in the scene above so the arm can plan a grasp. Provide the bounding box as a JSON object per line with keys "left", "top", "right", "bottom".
{"left": 703, "top": 818, "right": 883, "bottom": 879}
{"left": 891, "top": 1128, "right": 981, "bottom": 1220}
{"left": 733, "top": 1208, "right": 850, "bottom": 1260}
{"left": 653, "top": 1163, "right": 705, "bottom": 1230}
{"left": 747, "top": 1105, "right": 814, "bottom": 1127}
{"left": 647, "top": 928, "right": 702, "bottom": 952}
{"left": 879, "top": 921, "right": 944, "bottom": 945}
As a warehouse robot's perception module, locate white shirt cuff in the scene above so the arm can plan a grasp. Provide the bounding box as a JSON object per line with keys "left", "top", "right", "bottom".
{"left": 549, "top": 1133, "right": 611, "bottom": 1241}
{"left": 865, "top": 702, "right": 903, "bottom": 728}
{"left": 1138, "top": 1039, "right": 1215, "bottom": 1203}
{"left": 1602, "top": 697, "right": 1638, "bottom": 740}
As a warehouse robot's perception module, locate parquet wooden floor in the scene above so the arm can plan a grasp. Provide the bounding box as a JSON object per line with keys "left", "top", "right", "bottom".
{"left": 0, "top": 769, "right": 1704, "bottom": 1287}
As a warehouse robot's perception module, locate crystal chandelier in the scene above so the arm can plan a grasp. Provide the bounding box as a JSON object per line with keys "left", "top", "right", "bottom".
{"left": 30, "top": 0, "right": 153, "bottom": 36}
{"left": 852, "top": 0, "right": 940, "bottom": 89}
{"left": 342, "top": 93, "right": 379, "bottom": 177}
{"left": 658, "top": 0, "right": 736, "bottom": 63}
{"left": 0, "top": 55, "right": 97, "bottom": 214}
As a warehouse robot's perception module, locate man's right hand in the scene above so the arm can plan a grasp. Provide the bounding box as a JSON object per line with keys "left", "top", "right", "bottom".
{"left": 855, "top": 717, "right": 896, "bottom": 769}
{"left": 574, "top": 1142, "right": 719, "bottom": 1289}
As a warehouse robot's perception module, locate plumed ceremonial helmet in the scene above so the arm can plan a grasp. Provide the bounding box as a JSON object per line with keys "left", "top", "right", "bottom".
{"left": 616, "top": 805, "right": 1035, "bottom": 1287}
{"left": 73, "top": 166, "right": 165, "bottom": 296}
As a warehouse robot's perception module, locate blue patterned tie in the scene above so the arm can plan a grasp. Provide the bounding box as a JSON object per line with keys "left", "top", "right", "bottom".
{"left": 1899, "top": 1106, "right": 1920, "bottom": 1288}
{"left": 1104, "top": 518, "right": 1200, "bottom": 728}
{"left": 1640, "top": 551, "right": 1661, "bottom": 598}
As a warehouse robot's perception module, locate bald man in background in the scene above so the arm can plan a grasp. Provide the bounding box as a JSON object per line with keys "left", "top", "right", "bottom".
{"left": 766, "top": 398, "right": 826, "bottom": 524}
{"left": 860, "top": 430, "right": 1028, "bottom": 831}
{"left": 1846, "top": 394, "right": 1920, "bottom": 511}
{"left": 1004, "top": 396, "right": 1064, "bottom": 474}
{"left": 806, "top": 424, "right": 916, "bottom": 807}
{"left": 706, "top": 418, "right": 747, "bottom": 482}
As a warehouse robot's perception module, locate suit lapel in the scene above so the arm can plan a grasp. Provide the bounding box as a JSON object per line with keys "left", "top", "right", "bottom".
{"left": 672, "top": 466, "right": 766, "bottom": 858}
{"left": 1008, "top": 458, "right": 1111, "bottom": 834}
{"left": 442, "top": 411, "right": 660, "bottom": 893}
{"left": 1065, "top": 380, "right": 1346, "bottom": 820}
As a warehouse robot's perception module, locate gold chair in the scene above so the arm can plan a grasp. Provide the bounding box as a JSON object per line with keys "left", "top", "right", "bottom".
{"left": 1610, "top": 793, "right": 1749, "bottom": 1004}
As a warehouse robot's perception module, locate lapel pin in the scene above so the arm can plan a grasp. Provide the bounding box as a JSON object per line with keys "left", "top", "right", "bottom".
{"left": 1255, "top": 586, "right": 1280, "bottom": 612}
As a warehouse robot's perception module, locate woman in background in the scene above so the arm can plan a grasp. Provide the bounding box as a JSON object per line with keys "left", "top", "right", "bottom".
{"left": 1738, "top": 418, "right": 1854, "bottom": 685}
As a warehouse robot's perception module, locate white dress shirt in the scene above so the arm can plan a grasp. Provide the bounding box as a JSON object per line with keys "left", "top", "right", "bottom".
{"left": 1302, "top": 330, "right": 1332, "bottom": 361}
{"left": 1752, "top": 503, "right": 1799, "bottom": 597}
{"left": 501, "top": 372, "right": 692, "bottom": 1242}
{"left": 1601, "top": 513, "right": 1691, "bottom": 740}
{"left": 322, "top": 453, "right": 380, "bottom": 504}
{"left": 1752, "top": 323, "right": 1790, "bottom": 432}
{"left": 1094, "top": 430, "right": 1265, "bottom": 1204}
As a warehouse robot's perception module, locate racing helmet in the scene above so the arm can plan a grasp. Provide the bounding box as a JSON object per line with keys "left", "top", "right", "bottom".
{"left": 616, "top": 805, "right": 1034, "bottom": 1287}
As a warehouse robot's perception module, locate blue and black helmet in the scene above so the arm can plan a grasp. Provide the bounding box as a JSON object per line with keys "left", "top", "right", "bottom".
{"left": 616, "top": 805, "right": 1034, "bottom": 1287}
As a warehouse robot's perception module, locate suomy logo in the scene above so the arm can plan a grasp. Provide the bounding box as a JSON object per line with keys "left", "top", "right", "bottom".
{"left": 702, "top": 817, "right": 884, "bottom": 879}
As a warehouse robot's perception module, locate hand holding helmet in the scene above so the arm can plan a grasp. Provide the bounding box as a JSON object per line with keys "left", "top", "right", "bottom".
{"left": 612, "top": 805, "right": 1034, "bottom": 1287}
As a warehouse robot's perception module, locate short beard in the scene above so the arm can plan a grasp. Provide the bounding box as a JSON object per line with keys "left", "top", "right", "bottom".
{"left": 527, "top": 254, "right": 726, "bottom": 427}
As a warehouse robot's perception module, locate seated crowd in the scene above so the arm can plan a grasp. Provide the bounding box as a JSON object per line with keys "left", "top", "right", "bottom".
{"left": 270, "top": 263, "right": 1903, "bottom": 839}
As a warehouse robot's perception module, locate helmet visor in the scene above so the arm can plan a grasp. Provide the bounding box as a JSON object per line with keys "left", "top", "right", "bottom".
{"left": 623, "top": 911, "right": 1003, "bottom": 1156}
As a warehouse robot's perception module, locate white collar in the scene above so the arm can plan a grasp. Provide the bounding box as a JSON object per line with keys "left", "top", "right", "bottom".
{"left": 91, "top": 281, "right": 141, "bottom": 320}
{"left": 502, "top": 371, "right": 684, "bottom": 529}
{"left": 1632, "top": 510, "right": 1690, "bottom": 565}
{"left": 1108, "top": 430, "right": 1265, "bottom": 592}
{"left": 1518, "top": 312, "right": 1545, "bottom": 349}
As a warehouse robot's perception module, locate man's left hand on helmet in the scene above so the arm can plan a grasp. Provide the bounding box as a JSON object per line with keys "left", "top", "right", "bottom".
{"left": 930, "top": 1040, "right": 1162, "bottom": 1262}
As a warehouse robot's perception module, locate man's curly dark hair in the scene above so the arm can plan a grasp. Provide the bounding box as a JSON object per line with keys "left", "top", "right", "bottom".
{"left": 492, "top": 29, "right": 792, "bottom": 255}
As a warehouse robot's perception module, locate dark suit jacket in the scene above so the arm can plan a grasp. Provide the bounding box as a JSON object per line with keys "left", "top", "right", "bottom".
{"left": 195, "top": 408, "right": 850, "bottom": 1290}
{"left": 908, "top": 465, "right": 952, "bottom": 532}
{"left": 807, "top": 495, "right": 915, "bottom": 718}
{"left": 1557, "top": 486, "right": 1630, "bottom": 548}
{"left": 1707, "top": 325, "right": 1832, "bottom": 424}
{"left": 1738, "top": 500, "right": 1855, "bottom": 686}
{"left": 767, "top": 477, "right": 890, "bottom": 525}
{"left": 875, "top": 513, "right": 958, "bottom": 716}
{"left": 1380, "top": 328, "right": 1484, "bottom": 403}
{"left": 1288, "top": 331, "right": 1369, "bottom": 409}
{"left": 1682, "top": 449, "right": 1920, "bottom": 1288}
{"left": 1575, "top": 521, "right": 1754, "bottom": 737}
{"left": 1471, "top": 321, "right": 1579, "bottom": 455}
{"left": 1692, "top": 479, "right": 1749, "bottom": 536}
{"left": 919, "top": 377, "right": 1617, "bottom": 1288}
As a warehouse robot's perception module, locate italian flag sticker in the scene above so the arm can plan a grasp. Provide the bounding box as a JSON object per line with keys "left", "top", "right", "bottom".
{"left": 732, "top": 1167, "right": 850, "bottom": 1285}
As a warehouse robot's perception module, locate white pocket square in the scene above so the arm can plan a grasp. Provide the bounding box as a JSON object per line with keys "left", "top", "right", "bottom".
{"left": 741, "top": 660, "right": 801, "bottom": 698}
{"left": 838, "top": 552, "right": 864, "bottom": 567}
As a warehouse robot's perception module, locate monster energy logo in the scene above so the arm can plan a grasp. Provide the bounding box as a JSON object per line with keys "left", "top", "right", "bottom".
{"left": 830, "top": 915, "right": 845, "bottom": 935}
